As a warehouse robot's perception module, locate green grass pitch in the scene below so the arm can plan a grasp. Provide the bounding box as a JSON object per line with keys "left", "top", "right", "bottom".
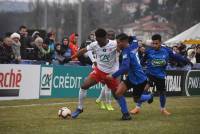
{"left": 0, "top": 96, "right": 200, "bottom": 134}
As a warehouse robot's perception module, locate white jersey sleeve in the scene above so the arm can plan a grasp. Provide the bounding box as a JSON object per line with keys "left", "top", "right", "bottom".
{"left": 87, "top": 50, "right": 96, "bottom": 62}
{"left": 86, "top": 42, "right": 96, "bottom": 52}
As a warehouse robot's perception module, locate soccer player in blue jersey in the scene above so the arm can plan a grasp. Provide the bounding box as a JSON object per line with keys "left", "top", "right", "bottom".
{"left": 106, "top": 33, "right": 153, "bottom": 114}
{"left": 130, "top": 34, "right": 191, "bottom": 115}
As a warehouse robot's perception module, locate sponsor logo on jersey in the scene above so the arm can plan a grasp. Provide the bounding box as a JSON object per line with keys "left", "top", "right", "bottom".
{"left": 99, "top": 54, "right": 110, "bottom": 62}
{"left": 151, "top": 59, "right": 166, "bottom": 67}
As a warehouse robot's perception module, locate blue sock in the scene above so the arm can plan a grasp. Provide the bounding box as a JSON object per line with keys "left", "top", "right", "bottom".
{"left": 117, "top": 96, "right": 128, "bottom": 114}
{"left": 160, "top": 95, "right": 166, "bottom": 108}
{"left": 136, "top": 102, "right": 142, "bottom": 107}
{"left": 140, "top": 94, "right": 152, "bottom": 102}
{"left": 136, "top": 94, "right": 151, "bottom": 108}
{"left": 143, "top": 90, "right": 149, "bottom": 95}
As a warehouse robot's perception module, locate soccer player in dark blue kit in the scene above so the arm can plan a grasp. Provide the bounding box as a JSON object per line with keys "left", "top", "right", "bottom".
{"left": 130, "top": 34, "right": 190, "bottom": 115}
{"left": 106, "top": 33, "right": 153, "bottom": 116}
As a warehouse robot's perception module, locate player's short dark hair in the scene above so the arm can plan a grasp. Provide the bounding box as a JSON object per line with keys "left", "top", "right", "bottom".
{"left": 152, "top": 34, "right": 161, "bottom": 41}
{"left": 19, "top": 25, "right": 27, "bottom": 30}
{"left": 116, "top": 33, "right": 129, "bottom": 41}
{"left": 95, "top": 28, "right": 107, "bottom": 38}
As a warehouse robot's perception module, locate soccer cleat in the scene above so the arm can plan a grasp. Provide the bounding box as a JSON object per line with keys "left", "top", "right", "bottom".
{"left": 121, "top": 113, "right": 132, "bottom": 120}
{"left": 100, "top": 101, "right": 106, "bottom": 109}
{"left": 130, "top": 107, "right": 140, "bottom": 115}
{"left": 148, "top": 94, "right": 154, "bottom": 104}
{"left": 71, "top": 108, "right": 83, "bottom": 119}
{"left": 96, "top": 99, "right": 106, "bottom": 110}
{"left": 105, "top": 104, "right": 114, "bottom": 111}
{"left": 96, "top": 99, "right": 101, "bottom": 104}
{"left": 161, "top": 109, "right": 171, "bottom": 115}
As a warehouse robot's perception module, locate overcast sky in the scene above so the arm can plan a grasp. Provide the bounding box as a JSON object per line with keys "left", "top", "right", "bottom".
{"left": 0, "top": 0, "right": 79, "bottom": 3}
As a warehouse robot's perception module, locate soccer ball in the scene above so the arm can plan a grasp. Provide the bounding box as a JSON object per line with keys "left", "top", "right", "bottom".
{"left": 58, "top": 107, "right": 71, "bottom": 119}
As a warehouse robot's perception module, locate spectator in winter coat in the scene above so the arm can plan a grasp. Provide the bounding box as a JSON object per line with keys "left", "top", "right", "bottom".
{"left": 53, "top": 43, "right": 71, "bottom": 65}
{"left": 138, "top": 45, "right": 146, "bottom": 61}
{"left": 45, "top": 32, "right": 55, "bottom": 53}
{"left": 69, "top": 33, "right": 79, "bottom": 61}
{"left": 10, "top": 32, "right": 21, "bottom": 63}
{"left": 18, "top": 25, "right": 32, "bottom": 59}
{"left": 187, "top": 49, "right": 196, "bottom": 64}
{"left": 61, "top": 37, "right": 72, "bottom": 59}
{"left": 107, "top": 30, "right": 116, "bottom": 40}
{"left": 172, "top": 46, "right": 180, "bottom": 54}
{"left": 196, "top": 45, "right": 200, "bottom": 63}
{"left": 34, "top": 37, "right": 51, "bottom": 62}
{"left": 0, "top": 37, "right": 14, "bottom": 63}
{"left": 78, "top": 33, "right": 95, "bottom": 65}
{"left": 42, "top": 32, "right": 55, "bottom": 61}
{"left": 32, "top": 31, "right": 40, "bottom": 41}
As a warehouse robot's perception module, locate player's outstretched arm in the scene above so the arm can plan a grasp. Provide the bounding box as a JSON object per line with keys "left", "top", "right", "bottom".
{"left": 167, "top": 47, "right": 191, "bottom": 64}
{"left": 71, "top": 48, "right": 88, "bottom": 59}
{"left": 111, "top": 52, "right": 130, "bottom": 78}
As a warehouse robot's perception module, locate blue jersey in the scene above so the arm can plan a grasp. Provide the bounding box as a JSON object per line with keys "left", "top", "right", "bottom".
{"left": 145, "top": 46, "right": 189, "bottom": 78}
{"left": 112, "top": 44, "right": 147, "bottom": 85}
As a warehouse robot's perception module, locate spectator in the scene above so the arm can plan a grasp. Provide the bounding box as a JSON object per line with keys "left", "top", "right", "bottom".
{"left": 18, "top": 25, "right": 32, "bottom": 59}
{"left": 43, "top": 39, "right": 52, "bottom": 63}
{"left": 69, "top": 33, "right": 79, "bottom": 61}
{"left": 187, "top": 49, "right": 196, "bottom": 64}
{"left": 45, "top": 32, "right": 55, "bottom": 53}
{"left": 0, "top": 37, "right": 3, "bottom": 46}
{"left": 78, "top": 33, "right": 95, "bottom": 65}
{"left": 43, "top": 32, "right": 56, "bottom": 61}
{"left": 178, "top": 43, "right": 187, "bottom": 57}
{"left": 196, "top": 45, "right": 200, "bottom": 63}
{"left": 30, "top": 31, "right": 40, "bottom": 50}
{"left": 172, "top": 46, "right": 180, "bottom": 54}
{"left": 61, "top": 37, "right": 71, "bottom": 59}
{"left": 32, "top": 31, "right": 40, "bottom": 41}
{"left": 10, "top": 33, "right": 21, "bottom": 63}
{"left": 0, "top": 37, "right": 14, "bottom": 63}
{"left": 138, "top": 40, "right": 143, "bottom": 47}
{"left": 107, "top": 30, "right": 115, "bottom": 40}
{"left": 53, "top": 43, "right": 71, "bottom": 65}
{"left": 138, "top": 45, "right": 146, "bottom": 61}
{"left": 34, "top": 37, "right": 51, "bottom": 63}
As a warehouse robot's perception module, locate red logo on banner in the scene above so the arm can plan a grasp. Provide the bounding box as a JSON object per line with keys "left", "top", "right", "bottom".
{"left": 0, "top": 69, "right": 22, "bottom": 96}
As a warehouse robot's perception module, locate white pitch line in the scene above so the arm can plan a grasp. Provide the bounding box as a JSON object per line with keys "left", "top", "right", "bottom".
{"left": 0, "top": 101, "right": 77, "bottom": 109}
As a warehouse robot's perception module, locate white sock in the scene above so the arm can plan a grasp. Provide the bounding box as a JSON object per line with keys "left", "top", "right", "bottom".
{"left": 105, "top": 85, "right": 112, "bottom": 105}
{"left": 161, "top": 107, "right": 166, "bottom": 111}
{"left": 97, "top": 86, "right": 106, "bottom": 101}
{"left": 78, "top": 88, "right": 87, "bottom": 110}
{"left": 136, "top": 105, "right": 141, "bottom": 109}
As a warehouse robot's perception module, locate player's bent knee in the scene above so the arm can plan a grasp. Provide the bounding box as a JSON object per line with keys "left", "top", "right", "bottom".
{"left": 81, "top": 84, "right": 89, "bottom": 90}
{"left": 115, "top": 91, "right": 122, "bottom": 97}
{"left": 111, "top": 91, "right": 118, "bottom": 100}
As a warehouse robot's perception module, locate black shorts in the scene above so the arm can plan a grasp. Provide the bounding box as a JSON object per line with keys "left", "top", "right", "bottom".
{"left": 147, "top": 74, "right": 166, "bottom": 92}
{"left": 123, "top": 78, "right": 147, "bottom": 98}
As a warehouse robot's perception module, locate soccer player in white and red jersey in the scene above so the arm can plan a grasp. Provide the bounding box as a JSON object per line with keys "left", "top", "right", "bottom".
{"left": 71, "top": 28, "right": 131, "bottom": 120}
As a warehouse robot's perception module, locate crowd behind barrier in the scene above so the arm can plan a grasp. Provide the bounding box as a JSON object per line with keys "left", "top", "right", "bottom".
{"left": 0, "top": 25, "right": 200, "bottom": 70}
